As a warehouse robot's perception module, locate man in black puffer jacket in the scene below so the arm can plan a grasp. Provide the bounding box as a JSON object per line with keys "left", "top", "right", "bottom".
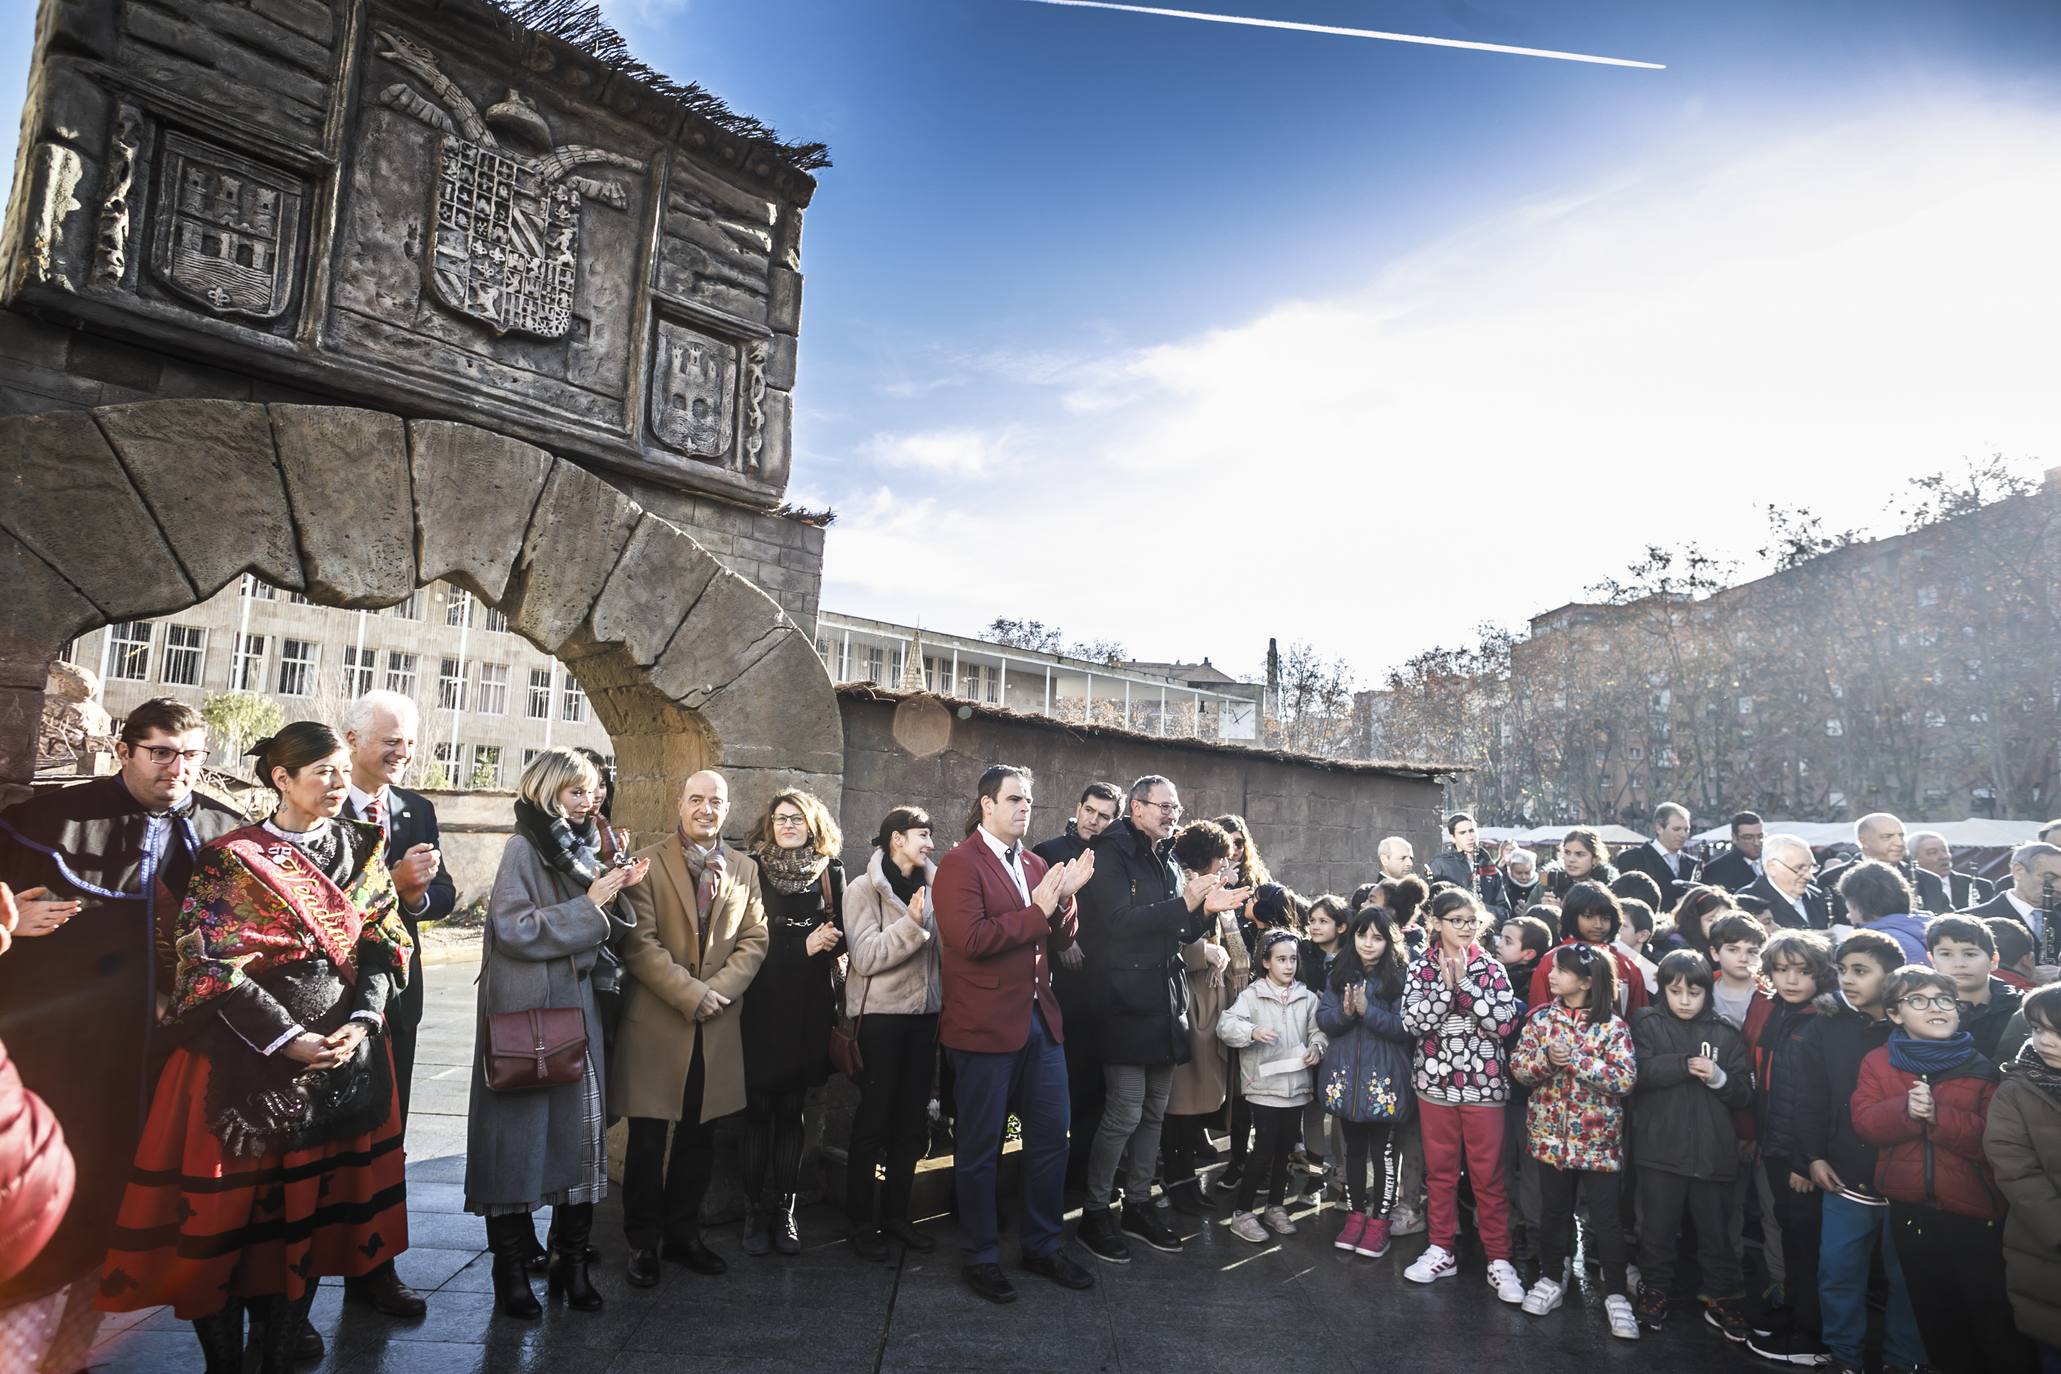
{"left": 1073, "top": 776, "right": 1247, "bottom": 1264}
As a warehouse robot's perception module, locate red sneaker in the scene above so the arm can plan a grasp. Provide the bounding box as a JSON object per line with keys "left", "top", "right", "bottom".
{"left": 1334, "top": 1211, "right": 1367, "bottom": 1252}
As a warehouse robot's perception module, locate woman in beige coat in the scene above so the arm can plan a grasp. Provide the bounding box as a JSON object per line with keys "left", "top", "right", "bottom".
{"left": 839, "top": 806, "right": 943, "bottom": 1261}
{"left": 1162, "top": 820, "right": 1241, "bottom": 1214}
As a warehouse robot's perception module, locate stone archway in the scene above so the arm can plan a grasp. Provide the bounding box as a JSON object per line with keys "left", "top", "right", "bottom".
{"left": 0, "top": 398, "right": 841, "bottom": 835}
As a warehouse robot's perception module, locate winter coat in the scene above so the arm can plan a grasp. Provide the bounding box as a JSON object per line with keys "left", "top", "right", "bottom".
{"left": 1217, "top": 978, "right": 1328, "bottom": 1108}
{"left": 1630, "top": 1004, "right": 1752, "bottom": 1181}
{"left": 466, "top": 833, "right": 618, "bottom": 1210}
{"left": 1316, "top": 976, "right": 1416, "bottom": 1125}
{"left": 1746, "top": 990, "right": 1820, "bottom": 1163}
{"left": 742, "top": 858, "right": 844, "bottom": 1094}
{"left": 1426, "top": 847, "right": 1509, "bottom": 918}
{"left": 1401, "top": 943, "right": 1520, "bottom": 1106}
{"left": 1545, "top": 860, "right": 1619, "bottom": 901}
{"left": 1857, "top": 913, "right": 1931, "bottom": 967}
{"left": 1527, "top": 940, "right": 1651, "bottom": 1016}
{"left": 1167, "top": 913, "right": 1244, "bottom": 1116}
{"left": 1511, "top": 1001, "right": 1638, "bottom": 1172}
{"left": 1794, "top": 996, "right": 1895, "bottom": 1190}
{"left": 1078, "top": 820, "right": 1214, "bottom": 1067}
{"left": 1850, "top": 1045, "right": 2004, "bottom": 1220}
{"left": 1961, "top": 977, "right": 2024, "bottom": 1062}
{"left": 842, "top": 850, "right": 940, "bottom": 1018}
{"left": 0, "top": 1036, "right": 72, "bottom": 1289}
{"left": 1983, "top": 1057, "right": 2061, "bottom": 1347}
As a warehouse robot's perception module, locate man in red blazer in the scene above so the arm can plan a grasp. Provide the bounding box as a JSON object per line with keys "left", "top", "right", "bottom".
{"left": 934, "top": 764, "right": 1095, "bottom": 1303}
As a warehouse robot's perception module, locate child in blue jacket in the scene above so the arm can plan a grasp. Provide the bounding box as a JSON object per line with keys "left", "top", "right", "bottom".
{"left": 1317, "top": 905, "right": 1416, "bottom": 1259}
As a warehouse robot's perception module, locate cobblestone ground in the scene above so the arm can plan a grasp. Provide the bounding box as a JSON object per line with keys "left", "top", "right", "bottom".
{"left": 88, "top": 974, "right": 1759, "bottom": 1374}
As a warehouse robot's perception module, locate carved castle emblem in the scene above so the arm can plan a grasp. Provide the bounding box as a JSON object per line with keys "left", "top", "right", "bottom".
{"left": 375, "top": 29, "right": 642, "bottom": 340}
{"left": 651, "top": 319, "right": 737, "bottom": 458}
{"left": 148, "top": 132, "right": 304, "bottom": 319}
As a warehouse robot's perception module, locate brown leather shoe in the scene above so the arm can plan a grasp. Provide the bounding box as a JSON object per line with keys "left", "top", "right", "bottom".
{"left": 344, "top": 1261, "right": 428, "bottom": 1318}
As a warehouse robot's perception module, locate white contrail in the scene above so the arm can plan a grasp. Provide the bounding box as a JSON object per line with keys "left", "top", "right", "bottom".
{"left": 1017, "top": 0, "right": 1666, "bottom": 69}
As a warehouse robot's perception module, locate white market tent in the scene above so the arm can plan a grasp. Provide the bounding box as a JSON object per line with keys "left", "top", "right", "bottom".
{"left": 1481, "top": 825, "right": 1650, "bottom": 848}
{"left": 1688, "top": 819, "right": 2040, "bottom": 848}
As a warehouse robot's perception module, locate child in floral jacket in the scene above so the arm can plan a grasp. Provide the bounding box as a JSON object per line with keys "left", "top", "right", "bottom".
{"left": 1511, "top": 944, "right": 1640, "bottom": 1338}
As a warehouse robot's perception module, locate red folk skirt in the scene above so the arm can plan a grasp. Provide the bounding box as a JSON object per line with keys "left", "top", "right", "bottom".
{"left": 97, "top": 1042, "right": 409, "bottom": 1319}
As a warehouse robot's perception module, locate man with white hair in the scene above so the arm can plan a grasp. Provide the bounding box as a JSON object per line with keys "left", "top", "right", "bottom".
{"left": 1907, "top": 830, "right": 1992, "bottom": 913}
{"left": 1743, "top": 833, "right": 1832, "bottom": 931}
{"left": 337, "top": 689, "right": 453, "bottom": 1318}
{"left": 1376, "top": 836, "right": 1416, "bottom": 881}
{"left": 1502, "top": 847, "right": 1542, "bottom": 911}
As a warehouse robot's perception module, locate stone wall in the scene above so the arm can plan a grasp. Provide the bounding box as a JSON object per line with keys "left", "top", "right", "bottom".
{"left": 835, "top": 688, "right": 1456, "bottom": 898}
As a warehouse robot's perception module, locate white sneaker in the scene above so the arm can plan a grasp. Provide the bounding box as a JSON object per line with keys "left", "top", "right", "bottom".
{"left": 1605, "top": 1293, "right": 1641, "bottom": 1340}
{"left": 1404, "top": 1244, "right": 1458, "bottom": 1284}
{"left": 1262, "top": 1205, "right": 1297, "bottom": 1236}
{"left": 1486, "top": 1259, "right": 1525, "bottom": 1305}
{"left": 1521, "top": 1276, "right": 1566, "bottom": 1315}
{"left": 1389, "top": 1202, "right": 1426, "bottom": 1236}
{"left": 1227, "top": 1210, "right": 1269, "bottom": 1244}
{"left": 1626, "top": 1263, "right": 1642, "bottom": 1295}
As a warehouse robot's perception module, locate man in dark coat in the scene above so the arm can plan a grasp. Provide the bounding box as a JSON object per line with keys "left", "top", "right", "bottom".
{"left": 1032, "top": 781, "right": 1120, "bottom": 1188}
{"left": 1424, "top": 811, "right": 1509, "bottom": 918}
{"left": 1701, "top": 812, "right": 1766, "bottom": 894}
{"left": 337, "top": 690, "right": 453, "bottom": 1318}
{"left": 1908, "top": 830, "right": 1993, "bottom": 913}
{"left": 1073, "top": 776, "right": 1244, "bottom": 1264}
{"left": 1960, "top": 843, "right": 2061, "bottom": 963}
{"left": 0, "top": 698, "right": 240, "bottom": 1355}
{"left": 1746, "top": 834, "right": 1834, "bottom": 930}
{"left": 1615, "top": 802, "right": 1702, "bottom": 912}
{"left": 1817, "top": 813, "right": 1911, "bottom": 924}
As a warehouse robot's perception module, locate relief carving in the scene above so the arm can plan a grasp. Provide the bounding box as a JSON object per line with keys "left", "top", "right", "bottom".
{"left": 741, "top": 339, "right": 768, "bottom": 473}
{"left": 375, "top": 29, "right": 643, "bottom": 340}
{"left": 94, "top": 105, "right": 142, "bottom": 285}
{"left": 147, "top": 132, "right": 304, "bottom": 318}
{"left": 650, "top": 318, "right": 737, "bottom": 459}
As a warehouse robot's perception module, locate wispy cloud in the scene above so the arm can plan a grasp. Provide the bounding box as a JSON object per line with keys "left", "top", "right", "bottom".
{"left": 857, "top": 426, "right": 1020, "bottom": 478}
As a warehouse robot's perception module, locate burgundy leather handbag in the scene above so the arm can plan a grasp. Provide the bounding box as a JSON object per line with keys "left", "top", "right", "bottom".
{"left": 481, "top": 944, "right": 589, "bottom": 1093}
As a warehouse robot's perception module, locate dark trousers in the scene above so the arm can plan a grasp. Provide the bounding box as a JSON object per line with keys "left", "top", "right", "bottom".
{"left": 1338, "top": 1119, "right": 1399, "bottom": 1216}
{"left": 1228, "top": 1076, "right": 1251, "bottom": 1166}
{"left": 1636, "top": 1167, "right": 1744, "bottom": 1299}
{"left": 1890, "top": 1202, "right": 2035, "bottom": 1374}
{"left": 1540, "top": 1161, "right": 1629, "bottom": 1296}
{"left": 389, "top": 1012, "right": 418, "bottom": 1124}
{"left": 1236, "top": 1103, "right": 1298, "bottom": 1212}
{"left": 846, "top": 1013, "right": 938, "bottom": 1226}
{"left": 622, "top": 1038, "right": 716, "bottom": 1249}
{"left": 1763, "top": 1155, "right": 1822, "bottom": 1335}
{"left": 946, "top": 1008, "right": 1069, "bottom": 1265}
{"left": 1055, "top": 969, "right": 1103, "bottom": 1188}
{"left": 741, "top": 1087, "right": 807, "bottom": 1201}
{"left": 1161, "top": 1113, "right": 1205, "bottom": 1185}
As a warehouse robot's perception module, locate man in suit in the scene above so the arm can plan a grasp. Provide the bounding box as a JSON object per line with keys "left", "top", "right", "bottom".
{"left": 1817, "top": 813, "right": 1911, "bottom": 924}
{"left": 613, "top": 770, "right": 769, "bottom": 1286}
{"left": 1376, "top": 835, "right": 1417, "bottom": 881}
{"left": 1993, "top": 820, "right": 2061, "bottom": 894}
{"left": 1615, "top": 801, "right": 1702, "bottom": 911}
{"left": 1701, "top": 812, "right": 1766, "bottom": 894}
{"left": 934, "top": 764, "right": 1096, "bottom": 1304}
{"left": 1909, "top": 830, "right": 1994, "bottom": 913}
{"left": 338, "top": 689, "right": 454, "bottom": 1319}
{"left": 1033, "top": 781, "right": 1119, "bottom": 1189}
{"left": 1959, "top": 843, "right": 2061, "bottom": 969}
{"left": 1744, "top": 833, "right": 1833, "bottom": 931}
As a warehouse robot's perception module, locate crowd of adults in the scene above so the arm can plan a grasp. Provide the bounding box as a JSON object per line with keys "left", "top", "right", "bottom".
{"left": 0, "top": 694, "right": 2058, "bottom": 1374}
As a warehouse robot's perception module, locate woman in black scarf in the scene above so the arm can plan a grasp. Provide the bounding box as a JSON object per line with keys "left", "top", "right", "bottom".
{"left": 739, "top": 789, "right": 846, "bottom": 1257}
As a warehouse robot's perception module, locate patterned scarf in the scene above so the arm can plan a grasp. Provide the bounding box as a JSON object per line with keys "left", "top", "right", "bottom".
{"left": 753, "top": 842, "right": 831, "bottom": 896}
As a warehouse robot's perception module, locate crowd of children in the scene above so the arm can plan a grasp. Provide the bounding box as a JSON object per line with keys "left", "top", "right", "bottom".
{"left": 1199, "top": 851, "right": 2061, "bottom": 1374}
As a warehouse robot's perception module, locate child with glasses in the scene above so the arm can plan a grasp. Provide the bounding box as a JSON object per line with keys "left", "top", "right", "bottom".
{"left": 1852, "top": 968, "right": 2032, "bottom": 1374}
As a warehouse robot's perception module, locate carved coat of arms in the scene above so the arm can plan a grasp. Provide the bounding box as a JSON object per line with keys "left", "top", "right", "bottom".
{"left": 375, "top": 29, "right": 641, "bottom": 340}
{"left": 149, "top": 132, "right": 304, "bottom": 319}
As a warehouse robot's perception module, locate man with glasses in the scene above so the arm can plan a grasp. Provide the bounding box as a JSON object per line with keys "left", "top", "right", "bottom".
{"left": 1701, "top": 812, "right": 1766, "bottom": 894}
{"left": 1073, "top": 775, "right": 1248, "bottom": 1263}
{"left": 0, "top": 697, "right": 240, "bottom": 1365}
{"left": 1745, "top": 833, "right": 1833, "bottom": 931}
{"left": 1034, "top": 782, "right": 1121, "bottom": 1188}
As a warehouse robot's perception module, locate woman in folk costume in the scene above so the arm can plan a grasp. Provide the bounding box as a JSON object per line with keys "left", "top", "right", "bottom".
{"left": 98, "top": 722, "right": 414, "bottom": 1374}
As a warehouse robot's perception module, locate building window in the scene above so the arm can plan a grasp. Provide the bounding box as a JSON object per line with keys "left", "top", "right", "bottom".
{"left": 438, "top": 657, "right": 468, "bottom": 711}
{"left": 476, "top": 662, "right": 509, "bottom": 715}
{"left": 860, "top": 645, "right": 885, "bottom": 682}
{"left": 384, "top": 591, "right": 421, "bottom": 620}
{"left": 1826, "top": 718, "right": 1844, "bottom": 737}
{"left": 340, "top": 645, "right": 376, "bottom": 698}
{"left": 470, "top": 744, "right": 503, "bottom": 788}
{"left": 231, "top": 634, "right": 267, "bottom": 691}
{"left": 562, "top": 678, "right": 588, "bottom": 723}
{"left": 1737, "top": 695, "right": 1754, "bottom": 715}
{"left": 162, "top": 624, "right": 204, "bottom": 686}
{"left": 446, "top": 589, "right": 473, "bottom": 628}
{"left": 433, "top": 742, "right": 462, "bottom": 780}
{"left": 240, "top": 574, "right": 276, "bottom": 601}
{"left": 107, "top": 621, "right": 152, "bottom": 681}
{"left": 278, "top": 639, "right": 317, "bottom": 697}
{"left": 481, "top": 605, "right": 509, "bottom": 633}
{"left": 890, "top": 646, "right": 905, "bottom": 685}
{"left": 522, "top": 747, "right": 542, "bottom": 772}
{"left": 527, "top": 668, "right": 553, "bottom": 720}
{"left": 385, "top": 651, "right": 418, "bottom": 698}
{"left": 288, "top": 591, "right": 312, "bottom": 605}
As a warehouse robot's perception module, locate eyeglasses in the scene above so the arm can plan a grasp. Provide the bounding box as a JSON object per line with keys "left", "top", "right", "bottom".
{"left": 771, "top": 814, "right": 810, "bottom": 827}
{"left": 1771, "top": 857, "right": 1817, "bottom": 875}
{"left": 1899, "top": 994, "right": 1958, "bottom": 1012}
{"left": 1439, "top": 913, "right": 1481, "bottom": 927}
{"left": 135, "top": 745, "right": 207, "bottom": 766}
{"left": 1139, "top": 800, "right": 1182, "bottom": 815}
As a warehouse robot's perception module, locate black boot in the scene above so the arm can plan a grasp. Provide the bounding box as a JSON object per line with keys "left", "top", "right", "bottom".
{"left": 486, "top": 1213, "right": 543, "bottom": 1319}
{"left": 1166, "top": 1178, "right": 1213, "bottom": 1217}
{"left": 546, "top": 1212, "right": 602, "bottom": 1264}
{"left": 771, "top": 1193, "right": 800, "bottom": 1256}
{"left": 191, "top": 1302, "right": 244, "bottom": 1374}
{"left": 547, "top": 1202, "right": 605, "bottom": 1311}
{"left": 256, "top": 1291, "right": 315, "bottom": 1374}
{"left": 742, "top": 1201, "right": 771, "bottom": 1257}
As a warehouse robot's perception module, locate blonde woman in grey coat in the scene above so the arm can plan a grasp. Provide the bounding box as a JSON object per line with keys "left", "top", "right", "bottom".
{"left": 465, "top": 748, "right": 646, "bottom": 1319}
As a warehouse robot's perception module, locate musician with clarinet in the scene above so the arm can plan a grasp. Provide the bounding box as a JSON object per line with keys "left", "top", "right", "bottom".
{"left": 1961, "top": 842, "right": 2061, "bottom": 979}
{"left": 1426, "top": 812, "right": 1510, "bottom": 921}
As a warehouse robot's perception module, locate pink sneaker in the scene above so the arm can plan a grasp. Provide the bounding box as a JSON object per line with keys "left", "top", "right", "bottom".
{"left": 1333, "top": 1211, "right": 1367, "bottom": 1252}
{"left": 1355, "top": 1216, "right": 1392, "bottom": 1258}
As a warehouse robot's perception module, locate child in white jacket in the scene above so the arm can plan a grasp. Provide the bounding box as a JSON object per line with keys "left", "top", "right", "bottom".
{"left": 1219, "top": 930, "right": 1329, "bottom": 1242}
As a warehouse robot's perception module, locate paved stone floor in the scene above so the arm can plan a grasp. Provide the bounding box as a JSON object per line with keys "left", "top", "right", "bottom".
{"left": 87, "top": 975, "right": 1758, "bottom": 1374}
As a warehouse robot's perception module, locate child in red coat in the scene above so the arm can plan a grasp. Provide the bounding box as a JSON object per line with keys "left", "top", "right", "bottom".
{"left": 1850, "top": 967, "right": 2034, "bottom": 1374}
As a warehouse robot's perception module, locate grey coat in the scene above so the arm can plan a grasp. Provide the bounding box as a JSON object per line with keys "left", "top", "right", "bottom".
{"left": 464, "top": 834, "right": 623, "bottom": 1213}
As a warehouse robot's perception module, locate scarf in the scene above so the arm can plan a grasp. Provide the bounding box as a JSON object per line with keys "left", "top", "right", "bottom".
{"left": 884, "top": 854, "right": 926, "bottom": 907}
{"left": 515, "top": 797, "right": 605, "bottom": 886}
{"left": 2009, "top": 1041, "right": 2061, "bottom": 1095}
{"left": 753, "top": 841, "right": 831, "bottom": 896}
{"left": 1887, "top": 1028, "right": 1987, "bottom": 1079}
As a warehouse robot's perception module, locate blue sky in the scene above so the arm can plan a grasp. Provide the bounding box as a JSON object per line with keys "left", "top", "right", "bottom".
{"left": 5, "top": 0, "right": 2059, "bottom": 682}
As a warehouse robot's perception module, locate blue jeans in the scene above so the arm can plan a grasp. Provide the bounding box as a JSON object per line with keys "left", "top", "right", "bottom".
{"left": 1819, "top": 1191, "right": 1923, "bottom": 1368}
{"left": 946, "top": 1008, "right": 1070, "bottom": 1265}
